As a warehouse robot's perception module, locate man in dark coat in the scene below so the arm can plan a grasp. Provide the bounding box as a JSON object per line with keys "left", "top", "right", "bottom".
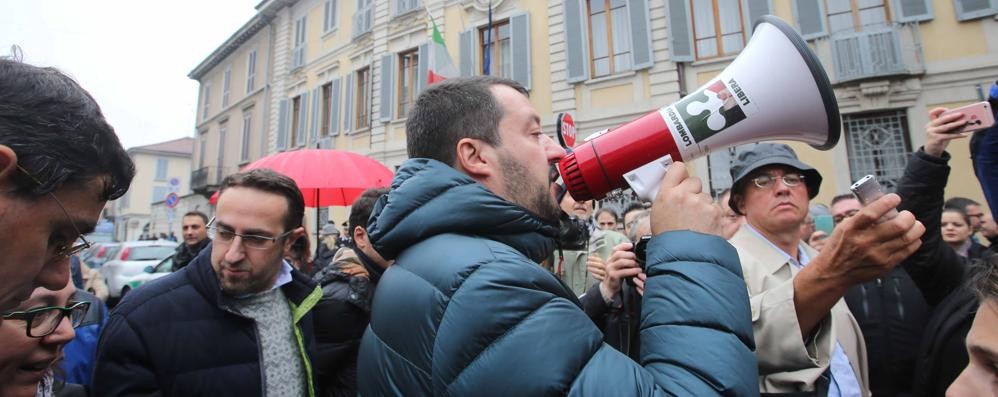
{"left": 93, "top": 169, "right": 322, "bottom": 396}
{"left": 356, "top": 76, "right": 758, "bottom": 396}
{"left": 172, "top": 210, "right": 210, "bottom": 271}
{"left": 312, "top": 187, "right": 390, "bottom": 397}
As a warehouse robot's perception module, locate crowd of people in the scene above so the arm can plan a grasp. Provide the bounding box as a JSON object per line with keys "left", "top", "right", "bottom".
{"left": 1, "top": 54, "right": 997, "bottom": 397}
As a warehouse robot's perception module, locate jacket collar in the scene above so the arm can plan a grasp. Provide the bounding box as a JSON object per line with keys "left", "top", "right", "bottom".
{"left": 185, "top": 243, "right": 319, "bottom": 309}
{"left": 730, "top": 224, "right": 818, "bottom": 276}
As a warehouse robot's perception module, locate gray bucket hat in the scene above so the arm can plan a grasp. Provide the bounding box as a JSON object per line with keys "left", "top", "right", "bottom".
{"left": 320, "top": 224, "right": 339, "bottom": 237}
{"left": 728, "top": 143, "right": 822, "bottom": 213}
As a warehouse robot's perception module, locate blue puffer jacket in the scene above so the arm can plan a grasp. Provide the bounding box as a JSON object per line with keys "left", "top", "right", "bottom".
{"left": 357, "top": 159, "right": 757, "bottom": 396}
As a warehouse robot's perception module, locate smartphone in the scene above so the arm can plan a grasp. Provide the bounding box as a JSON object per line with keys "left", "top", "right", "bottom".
{"left": 850, "top": 175, "right": 898, "bottom": 222}
{"left": 941, "top": 101, "right": 995, "bottom": 133}
{"left": 814, "top": 214, "right": 834, "bottom": 235}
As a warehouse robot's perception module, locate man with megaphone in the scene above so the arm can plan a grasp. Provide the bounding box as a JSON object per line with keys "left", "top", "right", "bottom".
{"left": 726, "top": 143, "right": 925, "bottom": 396}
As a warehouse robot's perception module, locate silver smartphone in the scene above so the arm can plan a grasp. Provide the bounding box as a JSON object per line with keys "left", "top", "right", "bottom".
{"left": 849, "top": 175, "right": 898, "bottom": 221}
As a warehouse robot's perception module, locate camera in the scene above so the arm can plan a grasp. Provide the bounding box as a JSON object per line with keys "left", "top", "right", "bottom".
{"left": 557, "top": 213, "right": 590, "bottom": 251}
{"left": 625, "top": 235, "right": 652, "bottom": 287}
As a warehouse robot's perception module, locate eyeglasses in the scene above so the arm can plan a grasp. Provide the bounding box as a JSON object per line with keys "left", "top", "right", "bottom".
{"left": 1, "top": 301, "right": 91, "bottom": 338}
{"left": 751, "top": 173, "right": 805, "bottom": 190}
{"left": 207, "top": 218, "right": 294, "bottom": 250}
{"left": 16, "top": 165, "right": 92, "bottom": 259}
{"left": 833, "top": 209, "right": 860, "bottom": 225}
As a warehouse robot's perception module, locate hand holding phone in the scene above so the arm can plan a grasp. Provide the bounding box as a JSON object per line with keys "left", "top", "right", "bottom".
{"left": 940, "top": 101, "right": 995, "bottom": 134}
{"left": 850, "top": 175, "right": 898, "bottom": 223}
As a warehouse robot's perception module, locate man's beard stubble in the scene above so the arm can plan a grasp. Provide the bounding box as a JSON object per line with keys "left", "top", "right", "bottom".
{"left": 497, "top": 154, "right": 561, "bottom": 223}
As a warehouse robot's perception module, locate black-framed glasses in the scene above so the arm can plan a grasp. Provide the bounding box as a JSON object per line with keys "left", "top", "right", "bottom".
{"left": 751, "top": 173, "right": 805, "bottom": 190}
{"left": 207, "top": 218, "right": 294, "bottom": 250}
{"left": 16, "top": 165, "right": 92, "bottom": 258}
{"left": 1, "top": 301, "right": 91, "bottom": 338}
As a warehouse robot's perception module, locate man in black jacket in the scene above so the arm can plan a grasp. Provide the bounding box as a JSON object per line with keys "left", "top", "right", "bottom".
{"left": 93, "top": 169, "right": 322, "bottom": 396}
{"left": 312, "top": 187, "right": 390, "bottom": 397}
{"left": 172, "top": 210, "right": 210, "bottom": 271}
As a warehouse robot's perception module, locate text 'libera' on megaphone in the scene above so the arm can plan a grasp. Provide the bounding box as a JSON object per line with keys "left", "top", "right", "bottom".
{"left": 557, "top": 15, "right": 841, "bottom": 202}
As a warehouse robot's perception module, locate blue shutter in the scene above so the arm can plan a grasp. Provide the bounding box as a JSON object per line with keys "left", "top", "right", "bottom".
{"left": 954, "top": 0, "right": 997, "bottom": 21}
{"left": 297, "top": 92, "right": 309, "bottom": 145}
{"left": 380, "top": 54, "right": 395, "bottom": 122}
{"left": 459, "top": 29, "right": 476, "bottom": 76}
{"left": 666, "top": 0, "right": 694, "bottom": 62}
{"left": 343, "top": 73, "right": 354, "bottom": 133}
{"left": 329, "top": 78, "right": 341, "bottom": 136}
{"left": 309, "top": 87, "right": 320, "bottom": 143}
{"left": 742, "top": 0, "right": 773, "bottom": 35}
{"left": 564, "top": 0, "right": 589, "bottom": 82}
{"left": 276, "top": 99, "right": 288, "bottom": 151}
{"left": 628, "top": 0, "right": 654, "bottom": 70}
{"left": 416, "top": 43, "right": 429, "bottom": 93}
{"left": 894, "top": 0, "right": 933, "bottom": 22}
{"left": 793, "top": 0, "right": 828, "bottom": 40}
{"left": 509, "top": 13, "right": 532, "bottom": 90}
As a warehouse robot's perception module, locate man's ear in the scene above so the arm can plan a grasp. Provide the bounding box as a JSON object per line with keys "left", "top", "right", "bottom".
{"left": 283, "top": 226, "right": 307, "bottom": 254}
{"left": 353, "top": 226, "right": 369, "bottom": 248}
{"left": 0, "top": 145, "right": 19, "bottom": 188}
{"left": 454, "top": 138, "right": 495, "bottom": 180}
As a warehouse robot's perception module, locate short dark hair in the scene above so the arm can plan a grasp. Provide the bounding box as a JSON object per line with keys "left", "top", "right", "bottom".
{"left": 943, "top": 206, "right": 971, "bottom": 226}
{"left": 405, "top": 76, "right": 527, "bottom": 165}
{"left": 595, "top": 207, "right": 619, "bottom": 222}
{"left": 218, "top": 169, "right": 304, "bottom": 231}
{"left": 944, "top": 197, "right": 979, "bottom": 211}
{"left": 831, "top": 193, "right": 857, "bottom": 207}
{"left": 0, "top": 56, "right": 135, "bottom": 201}
{"left": 622, "top": 202, "right": 647, "bottom": 220}
{"left": 349, "top": 187, "right": 389, "bottom": 236}
{"left": 182, "top": 211, "right": 209, "bottom": 224}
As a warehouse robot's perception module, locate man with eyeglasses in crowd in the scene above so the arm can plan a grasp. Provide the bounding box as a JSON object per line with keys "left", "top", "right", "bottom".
{"left": 829, "top": 193, "right": 930, "bottom": 397}
{"left": 93, "top": 169, "right": 323, "bottom": 396}
{"left": 726, "top": 143, "right": 925, "bottom": 396}
{"left": 0, "top": 55, "right": 135, "bottom": 316}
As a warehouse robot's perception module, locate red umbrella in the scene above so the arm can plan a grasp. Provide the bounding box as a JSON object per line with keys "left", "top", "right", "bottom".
{"left": 209, "top": 149, "right": 393, "bottom": 207}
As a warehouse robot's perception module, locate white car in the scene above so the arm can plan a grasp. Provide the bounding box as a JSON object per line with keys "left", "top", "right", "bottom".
{"left": 119, "top": 255, "right": 174, "bottom": 299}
{"left": 99, "top": 241, "right": 177, "bottom": 301}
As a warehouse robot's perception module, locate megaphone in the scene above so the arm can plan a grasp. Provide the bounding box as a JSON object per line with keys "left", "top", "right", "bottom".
{"left": 558, "top": 15, "right": 840, "bottom": 202}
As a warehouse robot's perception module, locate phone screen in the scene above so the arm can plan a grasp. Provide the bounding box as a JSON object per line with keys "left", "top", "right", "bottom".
{"left": 814, "top": 215, "right": 834, "bottom": 235}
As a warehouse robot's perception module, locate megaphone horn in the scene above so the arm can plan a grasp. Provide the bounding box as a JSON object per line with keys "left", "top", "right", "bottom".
{"left": 559, "top": 15, "right": 840, "bottom": 202}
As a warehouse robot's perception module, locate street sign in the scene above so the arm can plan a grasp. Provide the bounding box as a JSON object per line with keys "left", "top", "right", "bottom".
{"left": 168, "top": 177, "right": 180, "bottom": 187}
{"left": 165, "top": 192, "right": 180, "bottom": 208}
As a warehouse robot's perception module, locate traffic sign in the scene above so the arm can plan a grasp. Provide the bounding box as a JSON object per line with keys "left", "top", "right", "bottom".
{"left": 168, "top": 177, "right": 180, "bottom": 186}
{"left": 165, "top": 192, "right": 180, "bottom": 208}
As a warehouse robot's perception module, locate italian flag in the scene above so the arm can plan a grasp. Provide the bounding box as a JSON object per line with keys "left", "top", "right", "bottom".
{"left": 427, "top": 14, "right": 458, "bottom": 85}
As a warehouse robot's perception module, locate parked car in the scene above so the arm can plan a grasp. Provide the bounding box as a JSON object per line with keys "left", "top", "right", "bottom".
{"left": 81, "top": 242, "right": 121, "bottom": 268}
{"left": 99, "top": 241, "right": 177, "bottom": 300}
{"left": 119, "top": 255, "right": 174, "bottom": 299}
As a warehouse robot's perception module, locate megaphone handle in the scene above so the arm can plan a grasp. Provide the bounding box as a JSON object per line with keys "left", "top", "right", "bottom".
{"left": 623, "top": 154, "right": 675, "bottom": 202}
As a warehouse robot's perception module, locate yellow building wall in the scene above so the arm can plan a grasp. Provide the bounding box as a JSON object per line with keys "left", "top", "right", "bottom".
{"left": 921, "top": 0, "right": 989, "bottom": 63}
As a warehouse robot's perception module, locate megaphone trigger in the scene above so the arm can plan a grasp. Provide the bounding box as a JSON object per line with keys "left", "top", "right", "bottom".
{"left": 623, "top": 155, "right": 675, "bottom": 202}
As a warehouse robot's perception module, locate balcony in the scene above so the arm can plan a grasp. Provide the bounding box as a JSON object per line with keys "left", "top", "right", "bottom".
{"left": 816, "top": 23, "right": 924, "bottom": 84}
{"left": 190, "top": 166, "right": 235, "bottom": 196}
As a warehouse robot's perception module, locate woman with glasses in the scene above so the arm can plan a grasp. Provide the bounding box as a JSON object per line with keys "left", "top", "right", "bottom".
{"left": 0, "top": 279, "right": 89, "bottom": 397}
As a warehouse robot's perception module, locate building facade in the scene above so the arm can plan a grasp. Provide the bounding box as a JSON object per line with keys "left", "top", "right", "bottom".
{"left": 194, "top": 0, "right": 997, "bottom": 222}
{"left": 111, "top": 138, "right": 195, "bottom": 241}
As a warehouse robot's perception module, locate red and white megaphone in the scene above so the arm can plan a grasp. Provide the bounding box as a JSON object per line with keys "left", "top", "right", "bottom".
{"left": 558, "top": 15, "right": 840, "bottom": 202}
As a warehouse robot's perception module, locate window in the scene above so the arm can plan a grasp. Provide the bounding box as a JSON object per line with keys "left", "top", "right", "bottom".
{"left": 201, "top": 83, "right": 211, "bottom": 120}
{"left": 293, "top": 16, "right": 307, "bottom": 69}
{"left": 691, "top": 0, "right": 745, "bottom": 59}
{"left": 587, "top": 0, "right": 632, "bottom": 78}
{"left": 246, "top": 49, "right": 257, "bottom": 93}
{"left": 218, "top": 123, "right": 227, "bottom": 178}
{"left": 395, "top": 0, "right": 421, "bottom": 16}
{"left": 844, "top": 110, "right": 911, "bottom": 191}
{"left": 154, "top": 158, "right": 168, "bottom": 181}
{"left": 355, "top": 67, "right": 370, "bottom": 129}
{"left": 479, "top": 20, "right": 511, "bottom": 78}
{"left": 954, "top": 0, "right": 998, "bottom": 21}
{"left": 198, "top": 135, "right": 207, "bottom": 168}
{"left": 222, "top": 67, "right": 231, "bottom": 108}
{"left": 353, "top": 0, "right": 373, "bottom": 37}
{"left": 398, "top": 50, "right": 418, "bottom": 117}
{"left": 291, "top": 96, "right": 302, "bottom": 146}
{"left": 152, "top": 186, "right": 171, "bottom": 204}
{"left": 241, "top": 114, "right": 252, "bottom": 162}
{"left": 826, "top": 0, "right": 889, "bottom": 34}
{"left": 320, "top": 83, "right": 332, "bottom": 135}
{"left": 323, "top": 0, "right": 338, "bottom": 33}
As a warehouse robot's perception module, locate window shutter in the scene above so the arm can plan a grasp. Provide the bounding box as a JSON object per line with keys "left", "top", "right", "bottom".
{"left": 459, "top": 29, "right": 476, "bottom": 77}
{"left": 627, "top": 0, "right": 654, "bottom": 70}
{"left": 793, "top": 0, "right": 828, "bottom": 39}
{"left": 893, "top": 0, "right": 933, "bottom": 22}
{"left": 380, "top": 54, "right": 395, "bottom": 122}
{"left": 309, "top": 87, "right": 320, "bottom": 143}
{"left": 276, "top": 99, "right": 289, "bottom": 151}
{"left": 509, "top": 13, "right": 532, "bottom": 90}
{"left": 344, "top": 73, "right": 354, "bottom": 133}
{"left": 297, "top": 92, "right": 309, "bottom": 145}
{"left": 416, "top": 43, "right": 429, "bottom": 93}
{"left": 330, "top": 77, "right": 341, "bottom": 136}
{"left": 954, "top": 0, "right": 997, "bottom": 21}
{"left": 563, "top": 0, "right": 589, "bottom": 82}
{"left": 367, "top": 62, "right": 375, "bottom": 126}
{"left": 742, "top": 0, "right": 772, "bottom": 35}
{"left": 666, "top": 0, "right": 694, "bottom": 62}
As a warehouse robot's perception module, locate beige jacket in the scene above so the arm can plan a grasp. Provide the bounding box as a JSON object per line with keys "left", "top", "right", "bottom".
{"left": 729, "top": 225, "right": 870, "bottom": 396}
